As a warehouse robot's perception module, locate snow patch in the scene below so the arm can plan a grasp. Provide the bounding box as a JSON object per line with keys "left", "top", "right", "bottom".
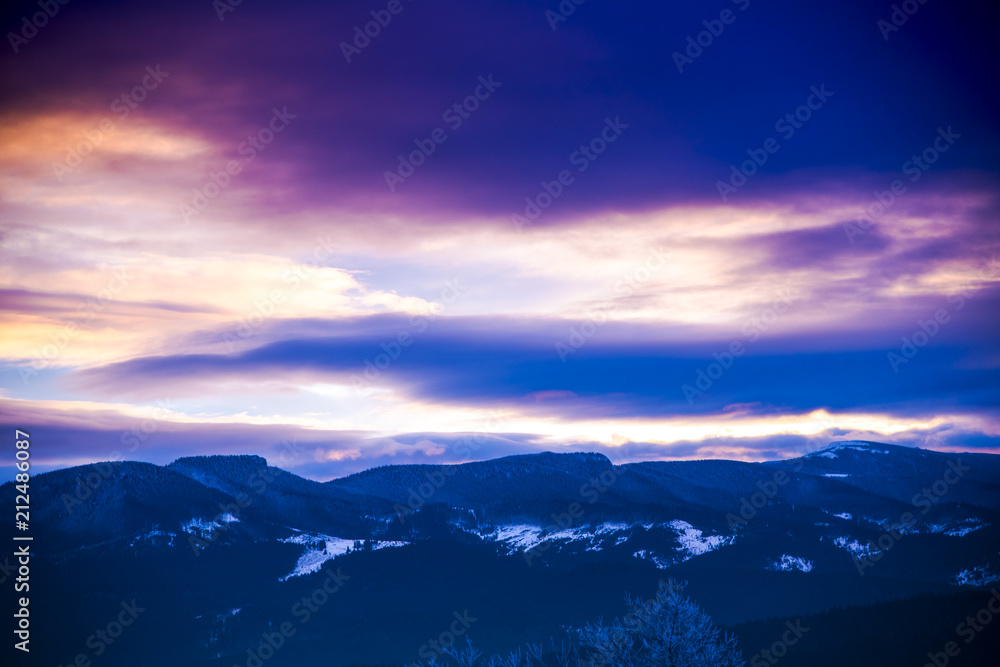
{"left": 480, "top": 521, "right": 734, "bottom": 560}
{"left": 372, "top": 540, "right": 408, "bottom": 551}
{"left": 824, "top": 474, "right": 850, "bottom": 478}
{"left": 832, "top": 536, "right": 872, "bottom": 556}
{"left": 668, "top": 520, "right": 732, "bottom": 561}
{"left": 481, "top": 522, "right": 633, "bottom": 555}
{"left": 633, "top": 550, "right": 672, "bottom": 569}
{"left": 952, "top": 566, "right": 1000, "bottom": 587}
{"left": 183, "top": 517, "right": 220, "bottom": 533}
{"left": 181, "top": 516, "right": 235, "bottom": 536}
{"left": 129, "top": 529, "right": 177, "bottom": 547}
{"left": 769, "top": 555, "right": 814, "bottom": 573}
{"left": 594, "top": 522, "right": 630, "bottom": 535}
{"left": 938, "top": 519, "right": 987, "bottom": 537}
{"left": 833, "top": 513, "right": 852, "bottom": 520}
{"left": 809, "top": 441, "right": 891, "bottom": 459}
{"left": 279, "top": 537, "right": 357, "bottom": 581}
{"left": 213, "top": 608, "right": 242, "bottom": 622}
{"left": 278, "top": 533, "right": 409, "bottom": 580}
{"left": 279, "top": 530, "right": 327, "bottom": 545}
{"left": 490, "top": 524, "right": 546, "bottom": 551}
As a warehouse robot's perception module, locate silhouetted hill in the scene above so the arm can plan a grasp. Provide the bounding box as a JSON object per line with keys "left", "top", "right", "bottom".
{"left": 168, "top": 454, "right": 392, "bottom": 536}
{"left": 6, "top": 460, "right": 235, "bottom": 550}
{"left": 765, "top": 440, "right": 1000, "bottom": 512}
{"left": 2, "top": 442, "right": 997, "bottom": 666}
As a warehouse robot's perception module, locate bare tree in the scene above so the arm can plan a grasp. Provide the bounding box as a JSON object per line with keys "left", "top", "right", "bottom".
{"left": 443, "top": 640, "right": 482, "bottom": 667}
{"left": 421, "top": 579, "right": 743, "bottom": 667}
{"left": 574, "top": 579, "right": 745, "bottom": 667}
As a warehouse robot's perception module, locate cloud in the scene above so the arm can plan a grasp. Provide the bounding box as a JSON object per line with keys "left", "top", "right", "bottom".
{"left": 51, "top": 294, "right": 999, "bottom": 437}
{"left": 2, "top": 0, "right": 999, "bottom": 479}
{"left": 2, "top": 396, "right": 997, "bottom": 484}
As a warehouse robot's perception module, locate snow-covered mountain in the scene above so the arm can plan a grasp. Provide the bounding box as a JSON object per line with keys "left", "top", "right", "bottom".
{"left": 3, "top": 441, "right": 998, "bottom": 666}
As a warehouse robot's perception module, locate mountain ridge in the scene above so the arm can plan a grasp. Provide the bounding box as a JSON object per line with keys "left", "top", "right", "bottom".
{"left": 3, "top": 440, "right": 998, "bottom": 666}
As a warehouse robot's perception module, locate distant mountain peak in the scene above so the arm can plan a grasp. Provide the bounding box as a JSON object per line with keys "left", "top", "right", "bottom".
{"left": 485, "top": 450, "right": 614, "bottom": 472}
{"left": 530, "top": 451, "right": 612, "bottom": 464}
{"left": 170, "top": 454, "right": 269, "bottom": 468}
{"left": 807, "top": 440, "right": 894, "bottom": 459}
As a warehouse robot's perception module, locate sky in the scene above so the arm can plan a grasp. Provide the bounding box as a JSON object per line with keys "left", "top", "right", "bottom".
{"left": 1, "top": 0, "right": 998, "bottom": 481}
